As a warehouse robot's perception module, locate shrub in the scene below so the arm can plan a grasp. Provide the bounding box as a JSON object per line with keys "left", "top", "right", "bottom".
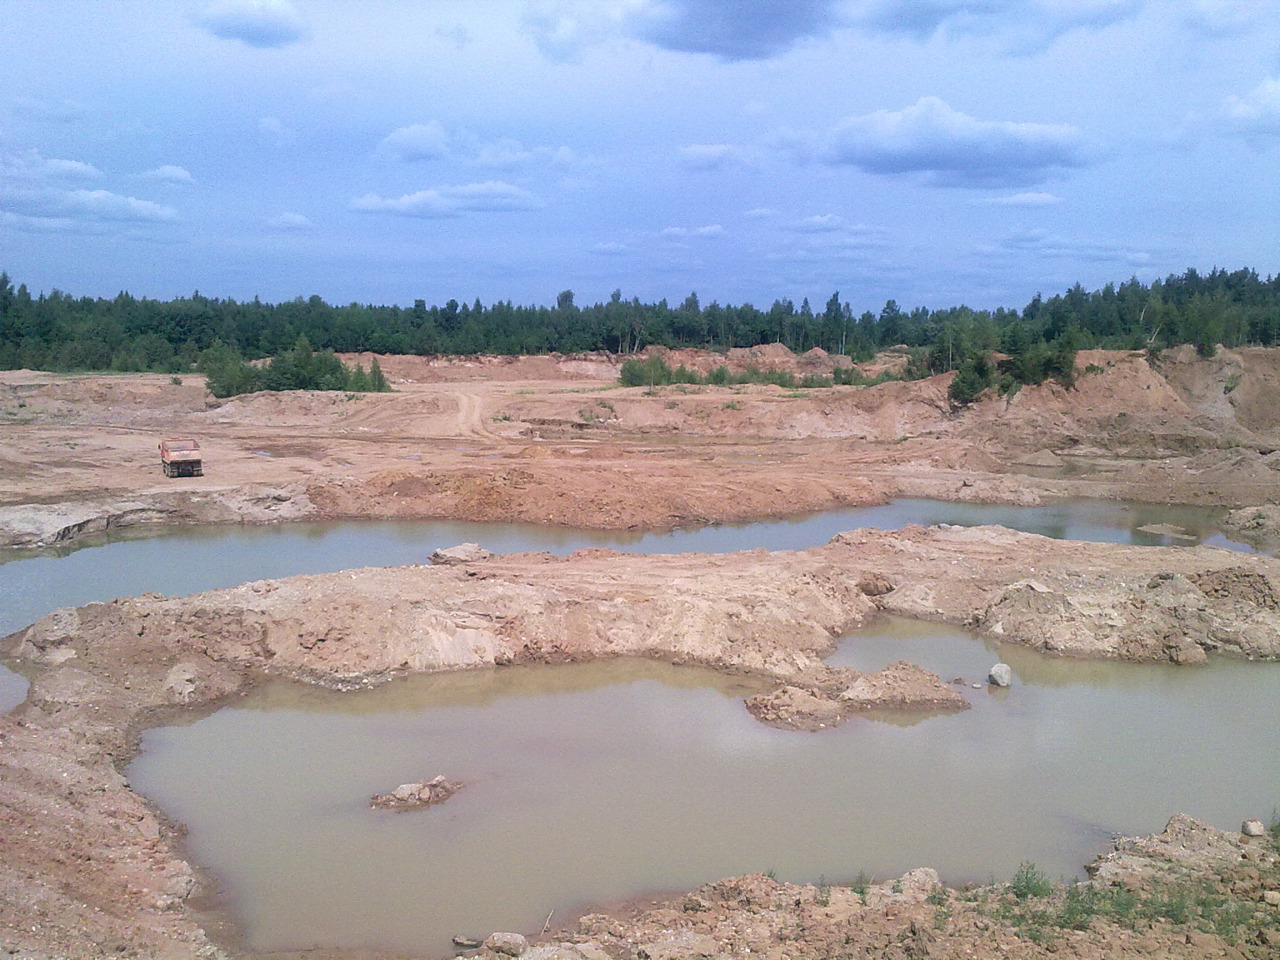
{"left": 1010, "top": 862, "right": 1053, "bottom": 900}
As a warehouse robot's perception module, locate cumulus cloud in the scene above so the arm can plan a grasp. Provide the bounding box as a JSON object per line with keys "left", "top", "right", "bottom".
{"left": 628, "top": 0, "right": 841, "bottom": 60}
{"left": 198, "top": 0, "right": 307, "bottom": 48}
{"left": 267, "top": 211, "right": 314, "bottom": 230}
{"left": 1, "top": 149, "right": 103, "bottom": 182}
{"left": 376, "top": 121, "right": 575, "bottom": 169}
{"left": 1221, "top": 77, "right": 1280, "bottom": 139}
{"left": 810, "top": 96, "right": 1087, "bottom": 187}
{"left": 351, "top": 181, "right": 542, "bottom": 218}
{"left": 0, "top": 186, "right": 178, "bottom": 225}
{"left": 853, "top": 0, "right": 1141, "bottom": 52}
{"left": 376, "top": 122, "right": 451, "bottom": 162}
{"left": 143, "top": 165, "right": 195, "bottom": 184}
{"left": 662, "top": 223, "right": 724, "bottom": 237}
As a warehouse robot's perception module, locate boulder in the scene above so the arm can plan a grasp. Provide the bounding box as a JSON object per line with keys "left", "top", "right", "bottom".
{"left": 484, "top": 932, "right": 528, "bottom": 956}
{"left": 430, "top": 542, "right": 492, "bottom": 565}
{"left": 988, "top": 663, "right": 1013, "bottom": 687}
{"left": 1242, "top": 818, "right": 1266, "bottom": 837}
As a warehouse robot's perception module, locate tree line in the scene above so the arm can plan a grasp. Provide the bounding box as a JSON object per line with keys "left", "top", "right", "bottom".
{"left": 2, "top": 266, "right": 1277, "bottom": 393}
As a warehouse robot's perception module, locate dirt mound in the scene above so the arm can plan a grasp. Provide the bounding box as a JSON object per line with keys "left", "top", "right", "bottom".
{"left": 568, "top": 815, "right": 1279, "bottom": 960}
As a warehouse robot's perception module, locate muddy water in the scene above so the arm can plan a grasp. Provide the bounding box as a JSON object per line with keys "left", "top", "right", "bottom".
{"left": 0, "top": 499, "right": 1252, "bottom": 637}
{"left": 0, "top": 663, "right": 26, "bottom": 712}
{"left": 129, "top": 619, "right": 1280, "bottom": 956}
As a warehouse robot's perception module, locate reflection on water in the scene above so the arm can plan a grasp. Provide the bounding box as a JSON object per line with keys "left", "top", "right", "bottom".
{"left": 0, "top": 499, "right": 1255, "bottom": 637}
{"left": 0, "top": 663, "right": 27, "bottom": 712}
{"left": 129, "top": 628, "right": 1280, "bottom": 956}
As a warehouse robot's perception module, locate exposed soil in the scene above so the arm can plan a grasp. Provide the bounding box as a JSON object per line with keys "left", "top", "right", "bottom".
{"left": 1, "top": 344, "right": 1279, "bottom": 959}
{"left": 2, "top": 345, "right": 1278, "bottom": 547}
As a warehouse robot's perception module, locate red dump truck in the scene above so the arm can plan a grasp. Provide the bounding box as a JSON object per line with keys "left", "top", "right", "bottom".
{"left": 159, "top": 438, "right": 203, "bottom": 477}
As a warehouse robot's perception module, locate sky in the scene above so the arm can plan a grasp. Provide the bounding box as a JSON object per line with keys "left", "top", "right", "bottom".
{"left": 1, "top": 0, "right": 1278, "bottom": 315}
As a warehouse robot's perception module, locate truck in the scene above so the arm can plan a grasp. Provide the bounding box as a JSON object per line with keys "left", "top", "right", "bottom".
{"left": 159, "top": 438, "right": 203, "bottom": 477}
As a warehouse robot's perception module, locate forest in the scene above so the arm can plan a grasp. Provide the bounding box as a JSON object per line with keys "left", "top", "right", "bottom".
{"left": 1, "top": 267, "right": 1278, "bottom": 400}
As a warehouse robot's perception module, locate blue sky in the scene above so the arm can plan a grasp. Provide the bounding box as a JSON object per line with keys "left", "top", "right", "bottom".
{"left": 2, "top": 0, "right": 1278, "bottom": 315}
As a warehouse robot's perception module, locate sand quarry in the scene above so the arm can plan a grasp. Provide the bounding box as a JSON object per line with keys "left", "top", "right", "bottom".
{"left": 2, "top": 344, "right": 1280, "bottom": 959}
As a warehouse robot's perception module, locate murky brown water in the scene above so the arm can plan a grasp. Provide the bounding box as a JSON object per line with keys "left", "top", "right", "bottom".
{"left": 129, "top": 619, "right": 1280, "bottom": 956}
{"left": 0, "top": 498, "right": 1255, "bottom": 638}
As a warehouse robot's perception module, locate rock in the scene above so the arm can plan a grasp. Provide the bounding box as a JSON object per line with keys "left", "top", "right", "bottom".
{"left": 1242, "top": 818, "right": 1266, "bottom": 837}
{"left": 855, "top": 573, "right": 895, "bottom": 596}
{"left": 453, "top": 935, "right": 483, "bottom": 949}
{"left": 1264, "top": 890, "right": 1280, "bottom": 906}
{"left": 162, "top": 663, "right": 200, "bottom": 703}
{"left": 1167, "top": 638, "right": 1208, "bottom": 665}
{"left": 988, "top": 663, "right": 1012, "bottom": 687}
{"left": 431, "top": 542, "right": 493, "bottom": 564}
{"left": 484, "top": 932, "right": 528, "bottom": 956}
{"left": 370, "top": 774, "right": 463, "bottom": 810}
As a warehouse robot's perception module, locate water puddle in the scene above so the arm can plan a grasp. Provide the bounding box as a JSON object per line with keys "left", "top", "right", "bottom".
{"left": 0, "top": 662, "right": 28, "bottom": 712}
{"left": 129, "top": 621, "right": 1280, "bottom": 957}
{"left": 0, "top": 499, "right": 1252, "bottom": 637}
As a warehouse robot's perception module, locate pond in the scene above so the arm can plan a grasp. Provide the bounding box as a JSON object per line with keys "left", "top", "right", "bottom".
{"left": 0, "top": 498, "right": 1252, "bottom": 639}
{"left": 127, "top": 617, "right": 1280, "bottom": 956}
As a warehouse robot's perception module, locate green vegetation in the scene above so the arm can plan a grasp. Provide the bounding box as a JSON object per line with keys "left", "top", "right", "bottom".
{"left": 967, "top": 859, "right": 1278, "bottom": 947}
{"left": 199, "top": 336, "right": 392, "bottom": 398}
{"left": 3, "top": 267, "right": 1279, "bottom": 399}
{"left": 1009, "top": 861, "right": 1054, "bottom": 900}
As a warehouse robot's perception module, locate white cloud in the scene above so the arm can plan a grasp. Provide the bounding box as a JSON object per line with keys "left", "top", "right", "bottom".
{"left": 743, "top": 207, "right": 776, "bottom": 219}
{"left": 143, "top": 165, "right": 195, "bottom": 185}
{"left": 351, "top": 181, "right": 543, "bottom": 217}
{"left": 1, "top": 149, "right": 103, "bottom": 183}
{"left": 474, "top": 137, "right": 536, "bottom": 167}
{"left": 377, "top": 122, "right": 451, "bottom": 162}
{"left": 258, "top": 116, "right": 297, "bottom": 147}
{"left": 974, "top": 191, "right": 1063, "bottom": 206}
{"left": 787, "top": 213, "right": 845, "bottom": 232}
{"left": 854, "top": 0, "right": 1142, "bottom": 52}
{"left": 593, "top": 240, "right": 631, "bottom": 255}
{"left": 267, "top": 212, "right": 314, "bottom": 230}
{"left": 1221, "top": 77, "right": 1280, "bottom": 139}
{"left": 662, "top": 223, "right": 724, "bottom": 237}
{"left": 678, "top": 143, "right": 755, "bottom": 170}
{"left": 0, "top": 186, "right": 178, "bottom": 224}
{"left": 813, "top": 96, "right": 1088, "bottom": 187}
{"left": 377, "top": 121, "right": 576, "bottom": 169}
{"left": 198, "top": 0, "right": 306, "bottom": 48}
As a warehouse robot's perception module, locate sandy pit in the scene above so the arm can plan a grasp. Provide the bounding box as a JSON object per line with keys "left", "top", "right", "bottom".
{"left": 1, "top": 345, "right": 1279, "bottom": 958}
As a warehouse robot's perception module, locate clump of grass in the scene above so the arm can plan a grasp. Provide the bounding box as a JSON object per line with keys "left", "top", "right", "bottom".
{"left": 815, "top": 875, "right": 830, "bottom": 907}
{"left": 851, "top": 871, "right": 870, "bottom": 902}
{"left": 1010, "top": 862, "right": 1053, "bottom": 900}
